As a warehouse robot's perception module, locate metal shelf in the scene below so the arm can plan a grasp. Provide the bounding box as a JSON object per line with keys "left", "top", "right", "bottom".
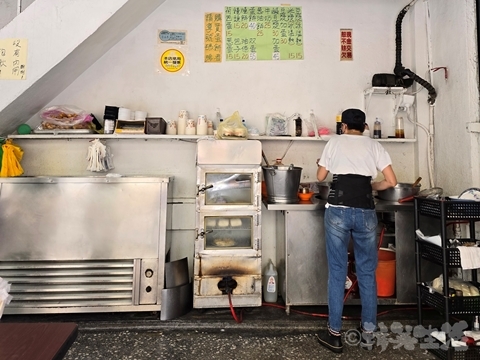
{"left": 8, "top": 134, "right": 416, "bottom": 143}
{"left": 7, "top": 134, "right": 214, "bottom": 140}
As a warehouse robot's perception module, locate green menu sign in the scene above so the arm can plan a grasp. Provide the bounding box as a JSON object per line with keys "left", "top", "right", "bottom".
{"left": 225, "top": 6, "right": 304, "bottom": 61}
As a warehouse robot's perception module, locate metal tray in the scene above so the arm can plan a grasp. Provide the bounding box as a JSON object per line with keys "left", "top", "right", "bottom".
{"left": 33, "top": 129, "right": 93, "bottom": 134}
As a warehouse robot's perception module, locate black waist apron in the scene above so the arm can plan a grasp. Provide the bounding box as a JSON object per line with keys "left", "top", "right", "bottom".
{"left": 327, "top": 174, "right": 374, "bottom": 209}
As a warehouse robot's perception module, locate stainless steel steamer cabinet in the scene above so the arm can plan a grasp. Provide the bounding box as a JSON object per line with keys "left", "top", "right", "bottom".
{"left": 194, "top": 140, "right": 262, "bottom": 308}
{"left": 0, "top": 176, "right": 171, "bottom": 314}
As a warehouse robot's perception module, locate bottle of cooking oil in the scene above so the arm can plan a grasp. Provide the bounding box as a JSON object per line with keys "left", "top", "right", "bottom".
{"left": 263, "top": 259, "right": 278, "bottom": 303}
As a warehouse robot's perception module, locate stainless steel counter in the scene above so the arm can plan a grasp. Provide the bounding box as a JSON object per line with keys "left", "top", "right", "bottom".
{"left": 264, "top": 196, "right": 417, "bottom": 312}
{"left": 0, "top": 176, "right": 172, "bottom": 314}
{"left": 264, "top": 196, "right": 414, "bottom": 211}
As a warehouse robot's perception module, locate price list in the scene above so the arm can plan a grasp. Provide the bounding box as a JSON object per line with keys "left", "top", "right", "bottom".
{"left": 204, "top": 12, "right": 223, "bottom": 63}
{"left": 225, "top": 6, "right": 304, "bottom": 61}
{"left": 0, "top": 38, "right": 27, "bottom": 80}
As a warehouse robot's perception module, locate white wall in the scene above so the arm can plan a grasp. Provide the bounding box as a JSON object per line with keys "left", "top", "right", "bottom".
{"left": 10, "top": 0, "right": 478, "bottom": 271}
{"left": 428, "top": 0, "right": 480, "bottom": 194}
{"left": 0, "top": 0, "right": 36, "bottom": 29}
{"left": 0, "top": 0, "right": 166, "bottom": 134}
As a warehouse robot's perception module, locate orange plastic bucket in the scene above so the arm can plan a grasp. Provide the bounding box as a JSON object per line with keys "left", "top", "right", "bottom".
{"left": 376, "top": 249, "right": 396, "bottom": 297}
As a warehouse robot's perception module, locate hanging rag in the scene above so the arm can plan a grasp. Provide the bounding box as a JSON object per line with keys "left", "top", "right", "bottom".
{"left": 86, "top": 139, "right": 114, "bottom": 172}
{"left": 0, "top": 139, "right": 24, "bottom": 177}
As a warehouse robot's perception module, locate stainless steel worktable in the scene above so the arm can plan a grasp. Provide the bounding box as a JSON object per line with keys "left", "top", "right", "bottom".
{"left": 264, "top": 196, "right": 417, "bottom": 313}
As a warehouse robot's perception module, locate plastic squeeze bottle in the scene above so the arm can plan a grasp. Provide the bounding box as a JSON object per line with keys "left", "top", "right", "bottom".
{"left": 262, "top": 259, "right": 278, "bottom": 303}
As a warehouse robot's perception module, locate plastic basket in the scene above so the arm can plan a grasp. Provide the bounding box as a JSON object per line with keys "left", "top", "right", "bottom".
{"left": 416, "top": 198, "right": 480, "bottom": 220}
{"left": 428, "top": 346, "right": 480, "bottom": 360}
{"left": 418, "top": 241, "right": 462, "bottom": 267}
{"left": 419, "top": 284, "right": 480, "bottom": 314}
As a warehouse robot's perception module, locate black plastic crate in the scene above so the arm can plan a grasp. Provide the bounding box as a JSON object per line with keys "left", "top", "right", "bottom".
{"left": 418, "top": 241, "right": 462, "bottom": 267}
{"left": 429, "top": 346, "right": 480, "bottom": 360}
{"left": 419, "top": 284, "right": 480, "bottom": 314}
{"left": 416, "top": 198, "right": 480, "bottom": 220}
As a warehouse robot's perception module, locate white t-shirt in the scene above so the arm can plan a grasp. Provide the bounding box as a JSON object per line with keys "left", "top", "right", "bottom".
{"left": 319, "top": 134, "right": 392, "bottom": 178}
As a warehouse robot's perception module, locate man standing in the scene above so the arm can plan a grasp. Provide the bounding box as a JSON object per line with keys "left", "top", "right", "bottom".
{"left": 315, "top": 108, "right": 397, "bottom": 353}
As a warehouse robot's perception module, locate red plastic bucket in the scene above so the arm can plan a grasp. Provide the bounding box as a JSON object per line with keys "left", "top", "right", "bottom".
{"left": 376, "top": 249, "right": 396, "bottom": 297}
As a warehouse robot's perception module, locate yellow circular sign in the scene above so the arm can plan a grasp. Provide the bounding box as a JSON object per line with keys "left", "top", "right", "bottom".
{"left": 160, "top": 49, "right": 185, "bottom": 73}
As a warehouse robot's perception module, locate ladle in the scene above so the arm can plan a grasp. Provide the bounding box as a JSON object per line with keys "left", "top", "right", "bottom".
{"left": 411, "top": 177, "right": 422, "bottom": 188}
{"left": 262, "top": 151, "right": 270, "bottom": 167}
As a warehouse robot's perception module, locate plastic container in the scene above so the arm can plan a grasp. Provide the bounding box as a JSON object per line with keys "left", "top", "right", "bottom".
{"left": 395, "top": 116, "right": 405, "bottom": 138}
{"left": 376, "top": 248, "right": 396, "bottom": 297}
{"left": 263, "top": 259, "right": 278, "bottom": 303}
{"left": 104, "top": 118, "right": 115, "bottom": 134}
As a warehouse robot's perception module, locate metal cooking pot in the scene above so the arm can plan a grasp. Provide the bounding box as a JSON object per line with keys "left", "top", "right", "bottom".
{"left": 262, "top": 165, "right": 302, "bottom": 203}
{"left": 377, "top": 183, "right": 421, "bottom": 201}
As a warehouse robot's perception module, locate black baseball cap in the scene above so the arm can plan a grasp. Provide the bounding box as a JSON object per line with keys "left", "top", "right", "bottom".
{"left": 341, "top": 108, "right": 366, "bottom": 125}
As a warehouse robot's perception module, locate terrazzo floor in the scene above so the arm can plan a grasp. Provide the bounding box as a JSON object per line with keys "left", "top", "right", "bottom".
{"left": 63, "top": 328, "right": 438, "bottom": 360}
{"left": 0, "top": 304, "right": 457, "bottom": 360}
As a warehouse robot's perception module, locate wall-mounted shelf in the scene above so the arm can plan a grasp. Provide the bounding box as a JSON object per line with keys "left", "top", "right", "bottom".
{"left": 257, "top": 135, "right": 416, "bottom": 143}
{"left": 8, "top": 133, "right": 417, "bottom": 143}
{"left": 7, "top": 134, "right": 417, "bottom": 143}
{"left": 364, "top": 86, "right": 408, "bottom": 117}
{"left": 7, "top": 134, "right": 215, "bottom": 140}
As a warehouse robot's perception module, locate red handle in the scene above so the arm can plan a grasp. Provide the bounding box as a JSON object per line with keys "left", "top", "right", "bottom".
{"left": 398, "top": 195, "right": 415, "bottom": 203}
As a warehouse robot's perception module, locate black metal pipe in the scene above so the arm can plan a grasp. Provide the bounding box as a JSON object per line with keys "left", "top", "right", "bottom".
{"left": 394, "top": 3, "right": 437, "bottom": 105}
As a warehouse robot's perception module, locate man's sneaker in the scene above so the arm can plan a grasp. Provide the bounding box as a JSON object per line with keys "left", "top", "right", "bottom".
{"left": 315, "top": 330, "right": 343, "bottom": 353}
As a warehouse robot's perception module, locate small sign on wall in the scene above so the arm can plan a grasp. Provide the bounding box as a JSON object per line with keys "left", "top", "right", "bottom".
{"left": 340, "top": 29, "right": 353, "bottom": 61}
{"left": 0, "top": 38, "right": 27, "bottom": 80}
{"left": 156, "top": 30, "right": 189, "bottom": 75}
{"left": 204, "top": 12, "right": 222, "bottom": 63}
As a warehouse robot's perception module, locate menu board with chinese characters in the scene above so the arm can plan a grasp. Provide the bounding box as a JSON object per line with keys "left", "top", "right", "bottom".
{"left": 0, "top": 39, "right": 27, "bottom": 80}
{"left": 204, "top": 13, "right": 222, "bottom": 63}
{"left": 340, "top": 29, "right": 353, "bottom": 61}
{"left": 225, "top": 6, "right": 303, "bottom": 61}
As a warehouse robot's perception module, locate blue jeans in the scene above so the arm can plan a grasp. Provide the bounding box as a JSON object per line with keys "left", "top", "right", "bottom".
{"left": 324, "top": 205, "right": 378, "bottom": 333}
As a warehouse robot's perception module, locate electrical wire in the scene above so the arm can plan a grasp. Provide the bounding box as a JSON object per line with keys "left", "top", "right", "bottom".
{"left": 262, "top": 302, "right": 433, "bottom": 321}
{"left": 228, "top": 291, "right": 244, "bottom": 323}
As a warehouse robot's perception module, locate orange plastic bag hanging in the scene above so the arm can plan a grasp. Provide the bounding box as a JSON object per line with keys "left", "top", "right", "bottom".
{"left": 0, "top": 139, "right": 24, "bottom": 177}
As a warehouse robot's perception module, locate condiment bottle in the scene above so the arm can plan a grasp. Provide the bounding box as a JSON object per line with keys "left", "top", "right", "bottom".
{"left": 395, "top": 116, "right": 405, "bottom": 138}
{"left": 262, "top": 259, "right": 278, "bottom": 303}
{"left": 289, "top": 115, "right": 296, "bottom": 136}
{"left": 336, "top": 111, "right": 342, "bottom": 135}
{"left": 295, "top": 117, "right": 302, "bottom": 137}
{"left": 373, "top": 118, "right": 382, "bottom": 139}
